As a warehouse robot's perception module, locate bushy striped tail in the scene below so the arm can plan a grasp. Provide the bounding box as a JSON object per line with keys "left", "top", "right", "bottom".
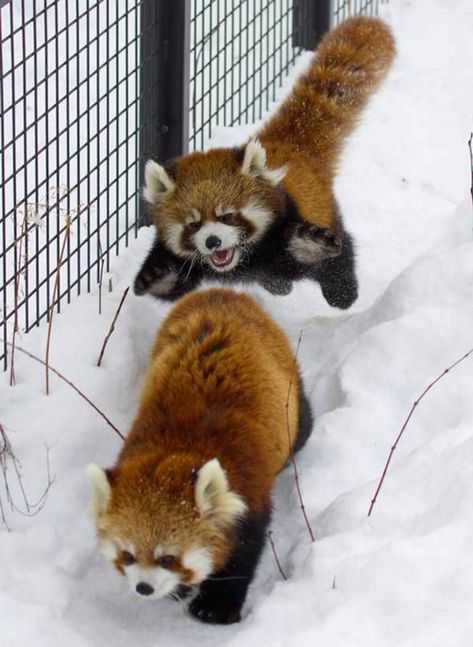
{"left": 259, "top": 17, "right": 396, "bottom": 171}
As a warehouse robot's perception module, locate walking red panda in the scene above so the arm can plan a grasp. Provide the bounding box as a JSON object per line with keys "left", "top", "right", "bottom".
{"left": 134, "top": 16, "right": 395, "bottom": 309}
{"left": 87, "top": 289, "right": 313, "bottom": 624}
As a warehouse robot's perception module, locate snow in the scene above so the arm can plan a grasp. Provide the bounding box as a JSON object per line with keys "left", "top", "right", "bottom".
{"left": 2, "top": 0, "right": 473, "bottom": 645}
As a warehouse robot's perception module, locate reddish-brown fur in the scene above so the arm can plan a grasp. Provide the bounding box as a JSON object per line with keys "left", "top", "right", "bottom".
{"left": 100, "top": 289, "right": 302, "bottom": 575}
{"left": 134, "top": 18, "right": 396, "bottom": 310}
{"left": 121, "top": 288, "right": 299, "bottom": 511}
{"left": 259, "top": 16, "right": 396, "bottom": 229}
{"left": 153, "top": 17, "right": 395, "bottom": 235}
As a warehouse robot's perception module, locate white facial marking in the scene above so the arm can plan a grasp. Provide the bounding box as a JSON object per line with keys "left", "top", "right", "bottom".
{"left": 215, "top": 205, "right": 235, "bottom": 218}
{"left": 241, "top": 201, "right": 273, "bottom": 242}
{"left": 193, "top": 222, "right": 240, "bottom": 256}
{"left": 164, "top": 222, "right": 186, "bottom": 256}
{"left": 182, "top": 548, "right": 213, "bottom": 584}
{"left": 125, "top": 564, "right": 181, "bottom": 600}
{"left": 191, "top": 208, "right": 201, "bottom": 221}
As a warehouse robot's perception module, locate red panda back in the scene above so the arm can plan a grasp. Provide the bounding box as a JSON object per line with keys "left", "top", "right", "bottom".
{"left": 126, "top": 288, "right": 300, "bottom": 513}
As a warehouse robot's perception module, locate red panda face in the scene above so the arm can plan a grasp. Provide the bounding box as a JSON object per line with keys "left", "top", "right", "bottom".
{"left": 86, "top": 456, "right": 247, "bottom": 600}
{"left": 143, "top": 140, "right": 286, "bottom": 273}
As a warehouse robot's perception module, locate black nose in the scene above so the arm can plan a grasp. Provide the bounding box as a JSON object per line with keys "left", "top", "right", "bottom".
{"left": 136, "top": 582, "right": 155, "bottom": 597}
{"left": 205, "top": 235, "right": 221, "bottom": 250}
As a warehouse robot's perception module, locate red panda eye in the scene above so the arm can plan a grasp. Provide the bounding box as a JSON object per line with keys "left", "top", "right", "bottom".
{"left": 220, "top": 213, "right": 234, "bottom": 224}
{"left": 187, "top": 221, "right": 200, "bottom": 232}
{"left": 157, "top": 555, "right": 176, "bottom": 569}
{"left": 122, "top": 550, "right": 136, "bottom": 566}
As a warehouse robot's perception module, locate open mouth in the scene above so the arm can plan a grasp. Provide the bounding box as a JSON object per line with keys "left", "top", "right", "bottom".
{"left": 209, "top": 247, "right": 235, "bottom": 269}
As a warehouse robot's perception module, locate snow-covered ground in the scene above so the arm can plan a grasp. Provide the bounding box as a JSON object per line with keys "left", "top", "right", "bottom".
{"left": 2, "top": 0, "right": 473, "bottom": 645}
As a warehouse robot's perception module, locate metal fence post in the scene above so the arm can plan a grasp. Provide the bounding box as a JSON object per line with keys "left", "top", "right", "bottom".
{"left": 293, "top": 0, "right": 332, "bottom": 50}
{"left": 139, "top": 0, "right": 191, "bottom": 225}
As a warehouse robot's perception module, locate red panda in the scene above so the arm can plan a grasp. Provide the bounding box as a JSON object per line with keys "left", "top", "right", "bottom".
{"left": 134, "top": 17, "right": 395, "bottom": 308}
{"left": 87, "top": 289, "right": 313, "bottom": 624}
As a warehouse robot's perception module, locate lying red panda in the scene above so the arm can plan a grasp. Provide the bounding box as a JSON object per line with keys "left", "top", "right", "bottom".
{"left": 87, "top": 289, "right": 313, "bottom": 624}
{"left": 134, "top": 17, "right": 395, "bottom": 309}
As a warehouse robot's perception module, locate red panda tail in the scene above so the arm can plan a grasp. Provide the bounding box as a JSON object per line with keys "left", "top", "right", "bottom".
{"left": 259, "top": 17, "right": 396, "bottom": 172}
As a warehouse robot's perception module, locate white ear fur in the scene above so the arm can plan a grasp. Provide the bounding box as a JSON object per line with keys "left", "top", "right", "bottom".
{"left": 241, "top": 139, "right": 287, "bottom": 186}
{"left": 195, "top": 459, "right": 247, "bottom": 526}
{"left": 86, "top": 464, "right": 112, "bottom": 518}
{"left": 241, "top": 139, "right": 267, "bottom": 177}
{"left": 142, "top": 160, "right": 176, "bottom": 204}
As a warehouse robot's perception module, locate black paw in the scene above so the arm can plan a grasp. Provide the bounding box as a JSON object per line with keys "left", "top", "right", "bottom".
{"left": 289, "top": 223, "right": 342, "bottom": 264}
{"left": 320, "top": 276, "right": 358, "bottom": 309}
{"left": 260, "top": 275, "right": 293, "bottom": 296}
{"left": 188, "top": 595, "right": 242, "bottom": 625}
{"left": 133, "top": 263, "right": 177, "bottom": 297}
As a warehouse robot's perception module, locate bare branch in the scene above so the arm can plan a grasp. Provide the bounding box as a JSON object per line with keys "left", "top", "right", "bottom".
{"left": 368, "top": 345, "right": 473, "bottom": 516}
{"left": 4, "top": 341, "right": 124, "bottom": 441}
{"left": 98, "top": 235, "right": 105, "bottom": 315}
{"left": 0, "top": 423, "right": 54, "bottom": 530}
{"left": 9, "top": 209, "right": 28, "bottom": 386}
{"left": 285, "top": 330, "right": 315, "bottom": 542}
{"left": 97, "top": 287, "right": 130, "bottom": 367}
{"left": 45, "top": 216, "right": 73, "bottom": 395}
{"left": 267, "top": 530, "right": 287, "bottom": 580}
{"left": 468, "top": 133, "right": 473, "bottom": 221}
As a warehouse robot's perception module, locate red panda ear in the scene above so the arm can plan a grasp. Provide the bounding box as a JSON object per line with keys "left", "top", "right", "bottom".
{"left": 142, "top": 160, "right": 176, "bottom": 204}
{"left": 194, "top": 459, "right": 247, "bottom": 527}
{"left": 86, "top": 464, "right": 112, "bottom": 518}
{"left": 241, "top": 139, "right": 267, "bottom": 178}
{"left": 241, "top": 139, "right": 287, "bottom": 186}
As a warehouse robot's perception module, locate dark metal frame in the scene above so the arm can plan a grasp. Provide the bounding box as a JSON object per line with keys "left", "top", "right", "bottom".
{"left": 1, "top": 0, "right": 382, "bottom": 370}
{"left": 293, "top": 0, "right": 332, "bottom": 50}
{"left": 139, "top": 0, "right": 190, "bottom": 224}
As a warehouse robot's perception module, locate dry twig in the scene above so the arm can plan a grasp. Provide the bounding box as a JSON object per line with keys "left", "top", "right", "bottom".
{"left": 5, "top": 341, "right": 124, "bottom": 441}
{"left": 44, "top": 215, "right": 73, "bottom": 395}
{"left": 97, "top": 287, "right": 130, "bottom": 367}
{"left": 286, "top": 330, "right": 315, "bottom": 542}
{"left": 368, "top": 345, "right": 473, "bottom": 516}
{"left": 97, "top": 235, "right": 105, "bottom": 315}
{"left": 0, "top": 423, "right": 53, "bottom": 530}
{"left": 267, "top": 530, "right": 287, "bottom": 580}
{"left": 9, "top": 209, "right": 28, "bottom": 386}
{"left": 468, "top": 133, "right": 473, "bottom": 218}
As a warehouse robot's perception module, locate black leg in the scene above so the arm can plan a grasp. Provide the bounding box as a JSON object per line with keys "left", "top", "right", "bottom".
{"left": 315, "top": 230, "right": 358, "bottom": 309}
{"left": 260, "top": 275, "right": 293, "bottom": 296}
{"left": 189, "top": 509, "right": 270, "bottom": 625}
{"left": 134, "top": 235, "right": 203, "bottom": 300}
{"left": 292, "top": 380, "right": 314, "bottom": 455}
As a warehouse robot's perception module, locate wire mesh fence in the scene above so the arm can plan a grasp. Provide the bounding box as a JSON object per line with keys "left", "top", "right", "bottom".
{"left": 1, "top": 0, "right": 382, "bottom": 370}
{"left": 334, "top": 0, "right": 382, "bottom": 23}
{"left": 0, "top": 0, "right": 142, "bottom": 370}
{"left": 189, "top": 0, "right": 300, "bottom": 152}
